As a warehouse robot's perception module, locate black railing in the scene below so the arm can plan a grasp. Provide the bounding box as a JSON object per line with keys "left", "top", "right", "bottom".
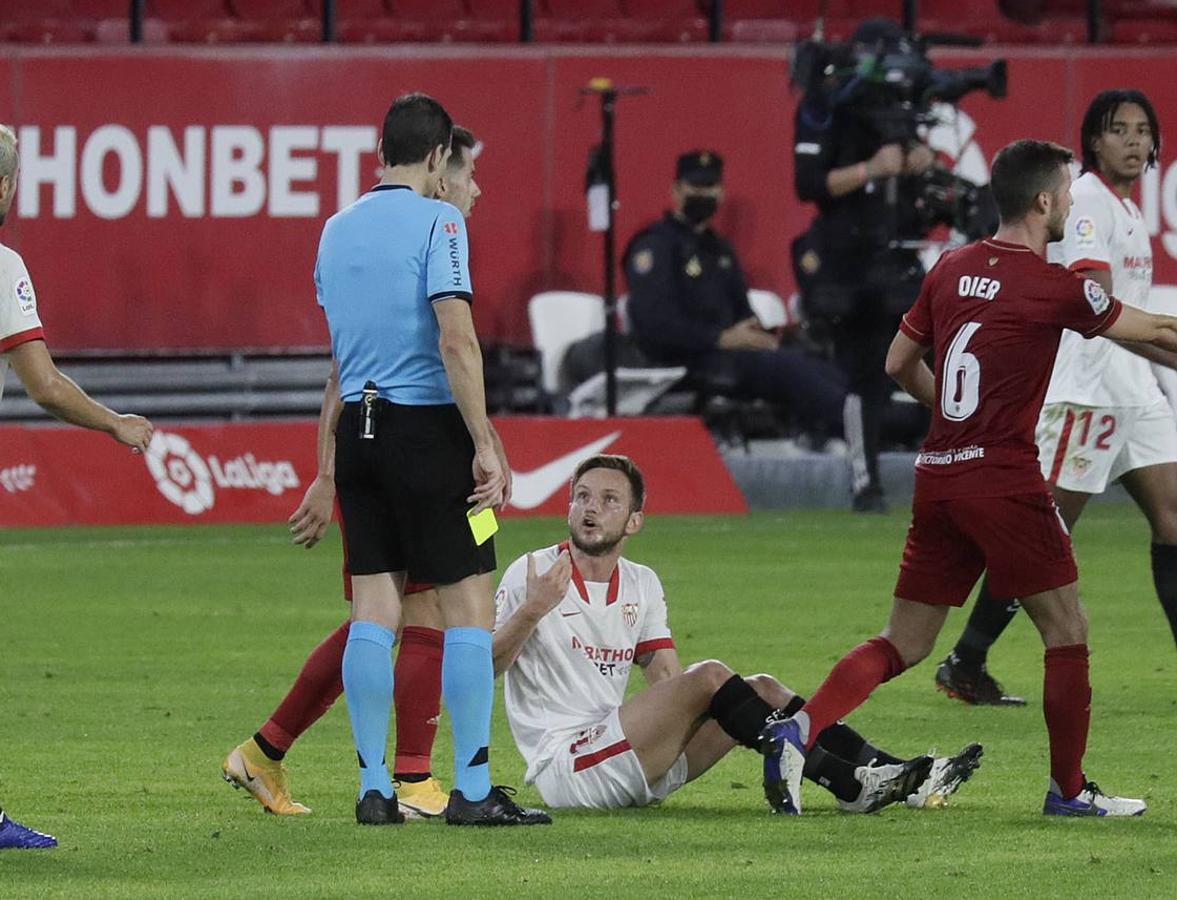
{"left": 521, "top": 0, "right": 533, "bottom": 43}
{"left": 129, "top": 0, "right": 145, "bottom": 43}
{"left": 708, "top": 0, "right": 722, "bottom": 43}
{"left": 125, "top": 2, "right": 1129, "bottom": 47}
{"left": 322, "top": 0, "right": 336, "bottom": 43}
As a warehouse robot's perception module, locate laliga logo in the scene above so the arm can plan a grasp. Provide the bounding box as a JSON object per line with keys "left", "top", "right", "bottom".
{"left": 0, "top": 463, "right": 36, "bottom": 493}
{"left": 145, "top": 430, "right": 300, "bottom": 516}
{"left": 145, "top": 432, "right": 215, "bottom": 515}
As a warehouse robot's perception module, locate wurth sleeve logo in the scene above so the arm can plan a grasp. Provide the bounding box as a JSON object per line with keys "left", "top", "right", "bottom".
{"left": 448, "top": 235, "right": 463, "bottom": 286}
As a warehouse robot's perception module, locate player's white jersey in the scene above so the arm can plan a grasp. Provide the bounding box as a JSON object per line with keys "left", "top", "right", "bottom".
{"left": 1045, "top": 170, "right": 1158, "bottom": 408}
{"left": 0, "top": 243, "right": 43, "bottom": 406}
{"left": 495, "top": 543, "right": 674, "bottom": 783}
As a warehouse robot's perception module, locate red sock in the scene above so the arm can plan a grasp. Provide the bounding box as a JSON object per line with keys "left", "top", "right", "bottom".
{"left": 257, "top": 621, "right": 349, "bottom": 753}
{"left": 1043, "top": 643, "right": 1090, "bottom": 799}
{"left": 392, "top": 626, "right": 445, "bottom": 777}
{"left": 800, "top": 636, "right": 906, "bottom": 749}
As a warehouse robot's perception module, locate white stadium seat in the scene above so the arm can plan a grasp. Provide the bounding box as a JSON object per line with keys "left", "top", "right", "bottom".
{"left": 528, "top": 290, "right": 606, "bottom": 395}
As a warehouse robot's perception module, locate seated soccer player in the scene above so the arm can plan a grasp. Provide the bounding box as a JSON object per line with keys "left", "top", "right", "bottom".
{"left": 493, "top": 454, "right": 982, "bottom": 812}
{"left": 0, "top": 806, "right": 56, "bottom": 850}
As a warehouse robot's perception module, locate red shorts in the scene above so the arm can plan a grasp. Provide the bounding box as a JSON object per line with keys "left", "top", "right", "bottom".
{"left": 894, "top": 492, "right": 1077, "bottom": 607}
{"left": 337, "top": 501, "right": 434, "bottom": 601}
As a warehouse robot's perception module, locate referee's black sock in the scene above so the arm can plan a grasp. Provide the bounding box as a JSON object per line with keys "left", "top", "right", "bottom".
{"left": 950, "top": 578, "right": 1020, "bottom": 672}
{"left": 1150, "top": 543, "right": 1177, "bottom": 646}
{"left": 709, "top": 675, "right": 774, "bottom": 749}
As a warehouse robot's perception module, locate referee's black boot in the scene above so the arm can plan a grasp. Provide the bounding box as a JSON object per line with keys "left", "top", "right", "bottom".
{"left": 355, "top": 789, "right": 405, "bottom": 825}
{"left": 445, "top": 786, "right": 552, "bottom": 826}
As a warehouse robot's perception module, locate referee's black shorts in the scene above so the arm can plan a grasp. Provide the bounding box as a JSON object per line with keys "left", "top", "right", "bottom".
{"left": 334, "top": 400, "right": 496, "bottom": 585}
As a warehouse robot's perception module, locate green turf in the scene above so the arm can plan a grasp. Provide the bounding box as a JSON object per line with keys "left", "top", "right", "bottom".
{"left": 2, "top": 507, "right": 1175, "bottom": 898}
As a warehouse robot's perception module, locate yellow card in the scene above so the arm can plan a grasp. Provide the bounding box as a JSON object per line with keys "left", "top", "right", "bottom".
{"left": 467, "top": 507, "right": 499, "bottom": 546}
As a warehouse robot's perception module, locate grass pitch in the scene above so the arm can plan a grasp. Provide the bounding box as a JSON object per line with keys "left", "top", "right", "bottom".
{"left": 2, "top": 506, "right": 1175, "bottom": 898}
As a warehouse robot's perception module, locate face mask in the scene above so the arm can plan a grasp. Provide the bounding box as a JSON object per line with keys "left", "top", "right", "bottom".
{"left": 682, "top": 195, "right": 718, "bottom": 225}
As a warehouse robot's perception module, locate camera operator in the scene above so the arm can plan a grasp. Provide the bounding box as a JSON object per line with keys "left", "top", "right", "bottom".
{"left": 792, "top": 17, "right": 936, "bottom": 513}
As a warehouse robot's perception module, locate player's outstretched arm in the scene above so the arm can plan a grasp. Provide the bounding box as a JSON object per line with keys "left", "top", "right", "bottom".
{"left": 1103, "top": 305, "right": 1177, "bottom": 355}
{"left": 289, "top": 360, "right": 343, "bottom": 548}
{"left": 8, "top": 339, "right": 153, "bottom": 451}
{"left": 1112, "top": 337, "right": 1177, "bottom": 371}
{"left": 1065, "top": 268, "right": 1177, "bottom": 368}
{"left": 884, "top": 330, "right": 935, "bottom": 409}
{"left": 491, "top": 551, "right": 571, "bottom": 676}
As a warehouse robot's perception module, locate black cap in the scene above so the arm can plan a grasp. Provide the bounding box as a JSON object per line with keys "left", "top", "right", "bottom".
{"left": 675, "top": 150, "right": 723, "bottom": 187}
{"left": 851, "top": 16, "right": 903, "bottom": 47}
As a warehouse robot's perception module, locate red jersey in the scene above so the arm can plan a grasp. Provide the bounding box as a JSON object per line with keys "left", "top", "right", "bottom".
{"left": 900, "top": 237, "right": 1123, "bottom": 500}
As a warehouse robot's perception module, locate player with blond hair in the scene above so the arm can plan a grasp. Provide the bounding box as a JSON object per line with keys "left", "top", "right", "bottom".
{"left": 0, "top": 124, "right": 154, "bottom": 850}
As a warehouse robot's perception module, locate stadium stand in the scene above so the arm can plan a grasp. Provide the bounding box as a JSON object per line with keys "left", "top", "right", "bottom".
{"left": 0, "top": 0, "right": 1174, "bottom": 45}
{"left": 148, "top": 1, "right": 251, "bottom": 44}
{"left": 332, "top": 0, "right": 398, "bottom": 43}
{"left": 0, "top": 0, "right": 107, "bottom": 44}
{"left": 0, "top": 351, "right": 544, "bottom": 421}
{"left": 0, "top": 354, "right": 333, "bottom": 421}
{"left": 231, "top": 0, "right": 322, "bottom": 43}
{"left": 532, "top": 1, "right": 707, "bottom": 44}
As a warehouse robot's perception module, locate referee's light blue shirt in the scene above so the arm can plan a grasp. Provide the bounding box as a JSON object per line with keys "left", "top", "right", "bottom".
{"left": 314, "top": 184, "right": 473, "bottom": 404}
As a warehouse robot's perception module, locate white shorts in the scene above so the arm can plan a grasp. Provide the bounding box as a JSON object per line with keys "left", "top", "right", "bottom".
{"left": 1037, "top": 399, "right": 1177, "bottom": 493}
{"left": 531, "top": 708, "right": 689, "bottom": 810}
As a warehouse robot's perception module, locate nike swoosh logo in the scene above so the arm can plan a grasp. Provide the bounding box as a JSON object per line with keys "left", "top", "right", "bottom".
{"left": 241, "top": 761, "right": 256, "bottom": 783}
{"left": 560, "top": 610, "right": 582, "bottom": 618}
{"left": 510, "top": 431, "right": 622, "bottom": 510}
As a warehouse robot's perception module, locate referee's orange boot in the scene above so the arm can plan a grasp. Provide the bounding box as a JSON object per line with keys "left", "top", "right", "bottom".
{"left": 222, "top": 739, "right": 311, "bottom": 816}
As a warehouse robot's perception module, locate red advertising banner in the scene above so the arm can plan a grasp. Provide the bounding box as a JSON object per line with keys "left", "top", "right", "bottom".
{"left": 2, "top": 46, "right": 1175, "bottom": 353}
{"left": 0, "top": 416, "right": 745, "bottom": 527}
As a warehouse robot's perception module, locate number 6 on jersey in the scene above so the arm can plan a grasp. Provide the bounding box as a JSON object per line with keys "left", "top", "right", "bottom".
{"left": 942, "top": 321, "right": 982, "bottom": 421}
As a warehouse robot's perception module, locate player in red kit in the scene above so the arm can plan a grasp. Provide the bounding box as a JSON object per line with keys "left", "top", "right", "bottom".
{"left": 760, "top": 139, "right": 1177, "bottom": 817}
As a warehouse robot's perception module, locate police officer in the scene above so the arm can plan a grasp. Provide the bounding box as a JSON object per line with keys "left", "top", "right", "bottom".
{"left": 792, "top": 17, "right": 936, "bottom": 512}
{"left": 625, "top": 150, "right": 847, "bottom": 440}
{"left": 315, "top": 92, "right": 548, "bottom": 828}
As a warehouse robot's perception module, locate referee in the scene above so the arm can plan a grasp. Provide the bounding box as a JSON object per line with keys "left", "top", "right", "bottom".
{"left": 315, "top": 93, "right": 549, "bottom": 826}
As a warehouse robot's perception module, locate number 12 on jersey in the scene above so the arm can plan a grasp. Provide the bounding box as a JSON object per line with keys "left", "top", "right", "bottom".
{"left": 942, "top": 321, "right": 982, "bottom": 421}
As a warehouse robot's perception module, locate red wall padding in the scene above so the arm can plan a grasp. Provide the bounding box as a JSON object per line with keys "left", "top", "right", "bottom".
{"left": 0, "top": 45, "right": 1174, "bottom": 353}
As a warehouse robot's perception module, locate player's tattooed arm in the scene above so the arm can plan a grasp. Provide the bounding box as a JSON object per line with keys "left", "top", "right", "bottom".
{"left": 884, "top": 330, "right": 935, "bottom": 409}
{"left": 637, "top": 648, "right": 682, "bottom": 686}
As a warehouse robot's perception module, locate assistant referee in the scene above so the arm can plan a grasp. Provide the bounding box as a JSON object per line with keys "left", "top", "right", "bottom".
{"left": 315, "top": 93, "right": 549, "bottom": 827}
